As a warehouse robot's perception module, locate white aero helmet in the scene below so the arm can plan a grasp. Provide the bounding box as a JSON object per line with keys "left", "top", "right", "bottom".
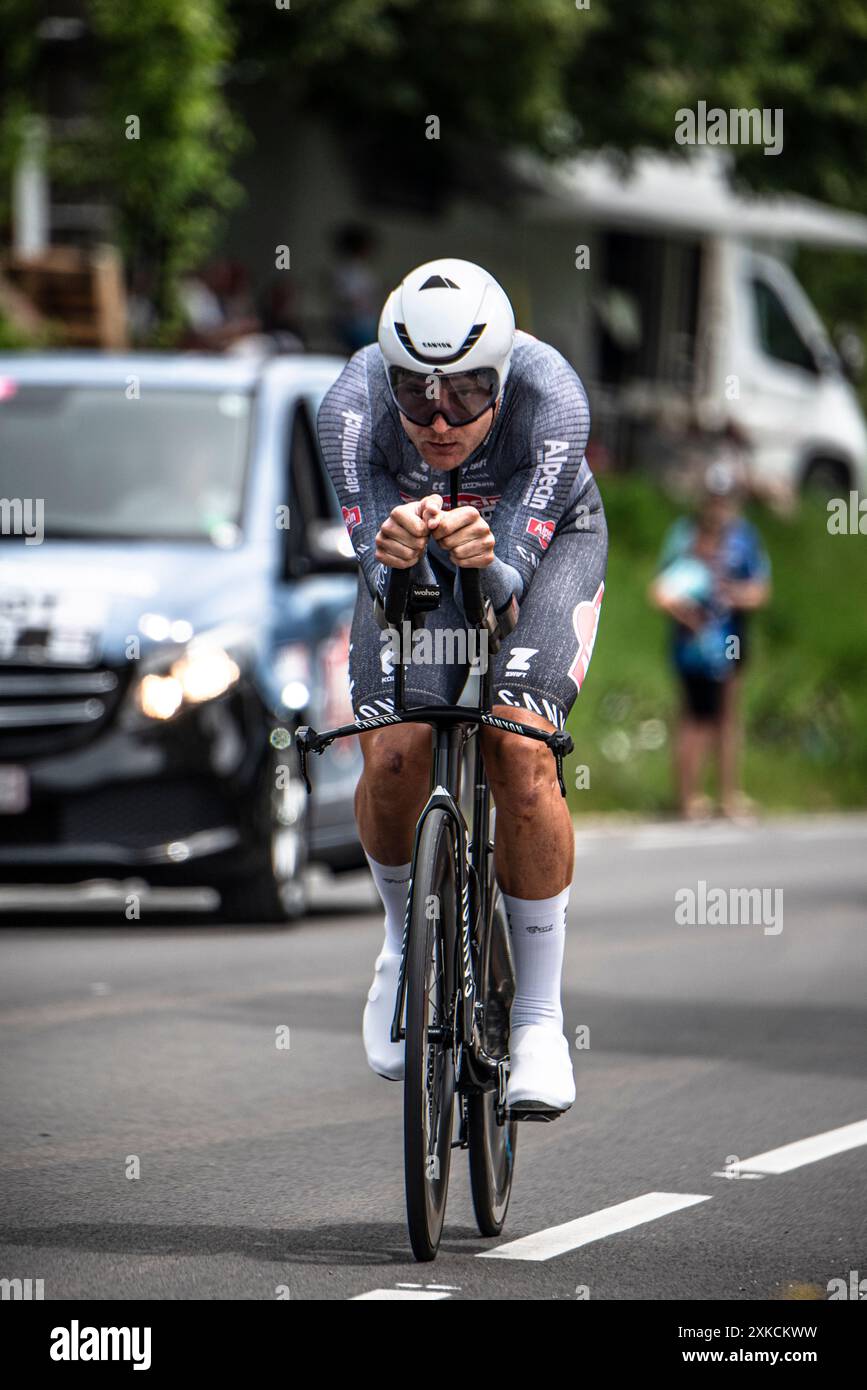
{"left": 378, "top": 257, "right": 516, "bottom": 426}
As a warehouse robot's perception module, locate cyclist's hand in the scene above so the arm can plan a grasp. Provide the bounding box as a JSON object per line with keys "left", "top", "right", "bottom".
{"left": 419, "top": 493, "right": 444, "bottom": 529}
{"left": 429, "top": 504, "right": 495, "bottom": 569}
{"left": 375, "top": 498, "right": 433, "bottom": 569}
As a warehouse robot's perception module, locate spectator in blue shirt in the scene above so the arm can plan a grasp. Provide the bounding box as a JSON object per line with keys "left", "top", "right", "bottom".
{"left": 649, "top": 465, "right": 771, "bottom": 820}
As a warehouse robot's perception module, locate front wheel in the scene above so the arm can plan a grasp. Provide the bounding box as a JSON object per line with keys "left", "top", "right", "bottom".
{"left": 403, "top": 808, "right": 458, "bottom": 1262}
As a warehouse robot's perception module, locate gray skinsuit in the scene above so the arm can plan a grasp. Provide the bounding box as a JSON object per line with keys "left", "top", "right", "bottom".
{"left": 317, "top": 331, "right": 608, "bottom": 728}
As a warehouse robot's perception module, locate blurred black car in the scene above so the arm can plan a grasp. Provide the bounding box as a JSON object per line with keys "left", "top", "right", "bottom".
{"left": 0, "top": 352, "right": 364, "bottom": 920}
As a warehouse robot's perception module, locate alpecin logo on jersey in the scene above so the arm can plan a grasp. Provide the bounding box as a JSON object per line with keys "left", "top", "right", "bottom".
{"left": 526, "top": 516, "right": 554, "bottom": 550}
{"left": 398, "top": 490, "right": 501, "bottom": 521}
{"left": 521, "top": 438, "right": 569, "bottom": 510}
{"left": 342, "top": 504, "right": 362, "bottom": 534}
{"left": 568, "top": 580, "right": 605, "bottom": 692}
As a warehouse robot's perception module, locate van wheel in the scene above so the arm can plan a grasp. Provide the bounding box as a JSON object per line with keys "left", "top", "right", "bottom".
{"left": 218, "top": 750, "right": 309, "bottom": 924}
{"left": 803, "top": 457, "right": 850, "bottom": 498}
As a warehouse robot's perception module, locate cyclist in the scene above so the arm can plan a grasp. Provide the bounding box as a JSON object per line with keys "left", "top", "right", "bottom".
{"left": 318, "top": 258, "right": 607, "bottom": 1113}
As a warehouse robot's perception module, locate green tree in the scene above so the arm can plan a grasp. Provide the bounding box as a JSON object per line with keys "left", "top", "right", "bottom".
{"left": 233, "top": 0, "right": 867, "bottom": 212}
{"left": 568, "top": 0, "right": 867, "bottom": 211}
{"left": 4, "top": 0, "right": 867, "bottom": 339}
{"left": 0, "top": 0, "right": 37, "bottom": 229}
{"left": 84, "top": 0, "right": 243, "bottom": 338}
{"left": 0, "top": 0, "right": 242, "bottom": 341}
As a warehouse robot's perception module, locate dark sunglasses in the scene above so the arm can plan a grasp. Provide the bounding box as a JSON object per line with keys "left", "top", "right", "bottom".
{"left": 387, "top": 366, "right": 500, "bottom": 427}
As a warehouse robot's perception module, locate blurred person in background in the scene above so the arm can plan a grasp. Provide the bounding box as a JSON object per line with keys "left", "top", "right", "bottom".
{"left": 649, "top": 465, "right": 771, "bottom": 821}
{"left": 258, "top": 277, "right": 305, "bottom": 353}
{"left": 126, "top": 265, "right": 158, "bottom": 344}
{"left": 179, "top": 258, "right": 261, "bottom": 351}
{"left": 329, "top": 223, "right": 380, "bottom": 352}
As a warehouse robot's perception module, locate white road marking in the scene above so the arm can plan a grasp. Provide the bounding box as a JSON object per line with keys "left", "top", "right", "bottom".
{"left": 395, "top": 1282, "right": 460, "bottom": 1290}
{"left": 478, "top": 1191, "right": 711, "bottom": 1262}
{"left": 352, "top": 1288, "right": 452, "bottom": 1300}
{"left": 712, "top": 1171, "right": 766, "bottom": 1181}
{"left": 725, "top": 1119, "right": 867, "bottom": 1175}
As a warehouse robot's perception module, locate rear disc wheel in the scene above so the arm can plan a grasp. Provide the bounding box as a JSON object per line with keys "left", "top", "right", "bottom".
{"left": 468, "top": 894, "right": 517, "bottom": 1236}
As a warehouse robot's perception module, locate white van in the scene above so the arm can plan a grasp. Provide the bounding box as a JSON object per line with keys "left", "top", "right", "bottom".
{"left": 517, "top": 151, "right": 867, "bottom": 500}
{"left": 697, "top": 240, "right": 867, "bottom": 497}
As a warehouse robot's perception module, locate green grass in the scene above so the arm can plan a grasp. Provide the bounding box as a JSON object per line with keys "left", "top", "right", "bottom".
{"left": 566, "top": 477, "right": 867, "bottom": 816}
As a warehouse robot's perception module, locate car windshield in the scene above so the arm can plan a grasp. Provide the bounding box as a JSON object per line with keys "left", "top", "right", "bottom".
{"left": 0, "top": 381, "right": 252, "bottom": 542}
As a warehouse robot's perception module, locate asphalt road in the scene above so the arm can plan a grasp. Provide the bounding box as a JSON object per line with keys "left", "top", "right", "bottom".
{"left": 1, "top": 814, "right": 865, "bottom": 1301}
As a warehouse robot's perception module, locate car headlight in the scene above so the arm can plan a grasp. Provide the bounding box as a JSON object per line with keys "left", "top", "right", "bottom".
{"left": 134, "top": 635, "right": 243, "bottom": 721}
{"left": 138, "top": 673, "right": 184, "bottom": 721}
{"left": 171, "top": 645, "right": 241, "bottom": 704}
{"left": 274, "top": 643, "right": 312, "bottom": 712}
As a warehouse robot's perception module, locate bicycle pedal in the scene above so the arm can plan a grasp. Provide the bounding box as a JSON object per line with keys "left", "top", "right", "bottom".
{"left": 508, "top": 1104, "right": 568, "bottom": 1124}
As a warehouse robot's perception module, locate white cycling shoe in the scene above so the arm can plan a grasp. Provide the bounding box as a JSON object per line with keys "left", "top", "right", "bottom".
{"left": 507, "top": 1024, "right": 576, "bottom": 1114}
{"left": 362, "top": 950, "right": 405, "bottom": 1081}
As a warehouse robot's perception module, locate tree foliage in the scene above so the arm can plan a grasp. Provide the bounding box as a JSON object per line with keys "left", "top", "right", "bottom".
{"left": 0, "top": 0, "right": 242, "bottom": 340}
{"left": 0, "top": 0, "right": 38, "bottom": 227}
{"left": 3, "top": 0, "right": 867, "bottom": 340}
{"left": 84, "top": 0, "right": 243, "bottom": 336}
{"left": 232, "top": 0, "right": 867, "bottom": 212}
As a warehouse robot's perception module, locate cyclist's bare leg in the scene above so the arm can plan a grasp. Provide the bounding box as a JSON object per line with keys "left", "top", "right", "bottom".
{"left": 481, "top": 706, "right": 576, "bottom": 1106}
{"left": 480, "top": 706, "right": 574, "bottom": 898}
{"left": 355, "top": 723, "right": 432, "bottom": 1081}
{"left": 355, "top": 723, "right": 431, "bottom": 863}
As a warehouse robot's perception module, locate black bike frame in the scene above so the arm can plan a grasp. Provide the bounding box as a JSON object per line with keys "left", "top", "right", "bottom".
{"left": 387, "top": 648, "right": 499, "bottom": 1098}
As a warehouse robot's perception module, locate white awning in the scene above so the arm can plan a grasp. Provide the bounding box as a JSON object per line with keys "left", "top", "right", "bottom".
{"left": 513, "top": 149, "right": 867, "bottom": 249}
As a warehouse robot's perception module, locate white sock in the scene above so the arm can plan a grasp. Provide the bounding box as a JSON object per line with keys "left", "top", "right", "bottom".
{"left": 502, "top": 887, "right": 570, "bottom": 1033}
{"left": 365, "top": 854, "right": 412, "bottom": 955}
